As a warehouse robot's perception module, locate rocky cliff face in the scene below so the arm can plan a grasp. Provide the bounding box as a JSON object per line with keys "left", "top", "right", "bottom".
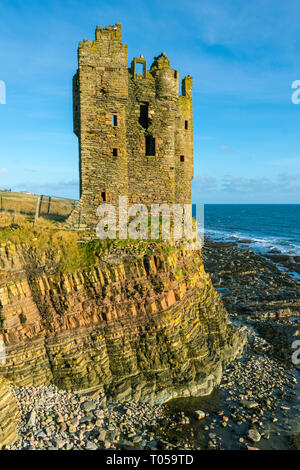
{"left": 0, "top": 376, "right": 19, "bottom": 448}
{"left": 0, "top": 239, "right": 245, "bottom": 447}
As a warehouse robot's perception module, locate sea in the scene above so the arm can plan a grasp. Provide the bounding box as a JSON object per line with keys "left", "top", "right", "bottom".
{"left": 166, "top": 203, "right": 300, "bottom": 449}
{"left": 200, "top": 204, "right": 300, "bottom": 256}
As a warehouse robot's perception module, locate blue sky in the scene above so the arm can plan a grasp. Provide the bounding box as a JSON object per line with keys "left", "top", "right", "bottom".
{"left": 0, "top": 0, "right": 300, "bottom": 203}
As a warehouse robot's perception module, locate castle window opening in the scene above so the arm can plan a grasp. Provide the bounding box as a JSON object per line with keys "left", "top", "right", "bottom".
{"left": 146, "top": 135, "right": 155, "bottom": 156}
{"left": 101, "top": 191, "right": 106, "bottom": 202}
{"left": 139, "top": 103, "right": 149, "bottom": 129}
{"left": 112, "top": 114, "right": 118, "bottom": 127}
{"left": 113, "top": 148, "right": 118, "bottom": 157}
{"left": 174, "top": 71, "right": 178, "bottom": 79}
{"left": 185, "top": 120, "right": 188, "bottom": 130}
{"left": 180, "top": 155, "right": 185, "bottom": 162}
{"left": 136, "top": 63, "right": 144, "bottom": 75}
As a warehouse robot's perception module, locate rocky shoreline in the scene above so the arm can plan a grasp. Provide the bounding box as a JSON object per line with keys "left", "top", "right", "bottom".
{"left": 158, "top": 238, "right": 300, "bottom": 450}
{"left": 5, "top": 385, "right": 170, "bottom": 450}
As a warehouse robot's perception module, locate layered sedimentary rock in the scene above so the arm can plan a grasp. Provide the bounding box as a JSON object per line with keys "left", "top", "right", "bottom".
{"left": 0, "top": 376, "right": 19, "bottom": 448}
{"left": 0, "top": 240, "right": 245, "bottom": 416}
{"left": 0, "top": 238, "right": 245, "bottom": 447}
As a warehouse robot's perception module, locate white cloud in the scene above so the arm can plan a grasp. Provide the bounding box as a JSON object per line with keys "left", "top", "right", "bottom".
{"left": 193, "top": 175, "right": 218, "bottom": 192}
{"left": 10, "top": 180, "right": 79, "bottom": 200}
{"left": 193, "top": 172, "right": 300, "bottom": 195}
{"left": 0, "top": 168, "right": 8, "bottom": 174}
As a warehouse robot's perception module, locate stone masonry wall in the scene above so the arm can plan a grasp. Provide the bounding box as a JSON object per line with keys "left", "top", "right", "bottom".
{"left": 66, "top": 23, "right": 193, "bottom": 231}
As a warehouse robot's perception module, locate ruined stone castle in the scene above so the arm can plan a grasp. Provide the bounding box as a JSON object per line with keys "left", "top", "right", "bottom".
{"left": 66, "top": 23, "right": 193, "bottom": 230}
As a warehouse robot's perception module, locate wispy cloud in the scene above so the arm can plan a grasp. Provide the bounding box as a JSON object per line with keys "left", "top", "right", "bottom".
{"left": 10, "top": 180, "right": 79, "bottom": 199}
{"left": 220, "top": 146, "right": 231, "bottom": 152}
{"left": 193, "top": 172, "right": 300, "bottom": 200}
{"left": 1, "top": 0, "right": 300, "bottom": 204}
{"left": 272, "top": 157, "right": 300, "bottom": 169}
{"left": 0, "top": 168, "right": 8, "bottom": 174}
{"left": 221, "top": 173, "right": 300, "bottom": 193}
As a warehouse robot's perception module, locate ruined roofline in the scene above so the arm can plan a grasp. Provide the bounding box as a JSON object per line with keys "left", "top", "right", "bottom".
{"left": 95, "top": 23, "right": 122, "bottom": 41}
{"left": 129, "top": 54, "right": 192, "bottom": 98}
{"left": 78, "top": 23, "right": 192, "bottom": 98}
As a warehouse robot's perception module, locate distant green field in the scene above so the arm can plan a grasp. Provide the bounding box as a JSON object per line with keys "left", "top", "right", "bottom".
{"left": 0, "top": 191, "right": 29, "bottom": 198}
{"left": 0, "top": 191, "right": 76, "bottom": 221}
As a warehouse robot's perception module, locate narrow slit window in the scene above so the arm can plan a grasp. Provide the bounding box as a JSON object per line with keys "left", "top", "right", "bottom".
{"left": 185, "top": 120, "right": 188, "bottom": 130}
{"left": 145, "top": 135, "right": 155, "bottom": 156}
{"left": 174, "top": 71, "right": 178, "bottom": 79}
{"left": 139, "top": 103, "right": 149, "bottom": 129}
{"left": 180, "top": 155, "right": 185, "bottom": 162}
{"left": 112, "top": 114, "right": 118, "bottom": 127}
{"left": 112, "top": 148, "right": 118, "bottom": 157}
{"left": 101, "top": 191, "right": 106, "bottom": 202}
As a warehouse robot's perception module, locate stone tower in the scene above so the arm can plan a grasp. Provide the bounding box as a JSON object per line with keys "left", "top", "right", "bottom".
{"left": 66, "top": 23, "right": 193, "bottom": 231}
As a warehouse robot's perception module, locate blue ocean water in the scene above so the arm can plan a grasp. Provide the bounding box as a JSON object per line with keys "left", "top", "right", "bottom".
{"left": 202, "top": 204, "right": 300, "bottom": 256}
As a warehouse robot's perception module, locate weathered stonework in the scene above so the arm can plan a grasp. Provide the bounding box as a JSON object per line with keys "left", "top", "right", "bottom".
{"left": 66, "top": 23, "right": 193, "bottom": 231}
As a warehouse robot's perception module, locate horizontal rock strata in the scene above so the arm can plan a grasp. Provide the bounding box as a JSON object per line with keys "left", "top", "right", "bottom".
{"left": 0, "top": 241, "right": 245, "bottom": 445}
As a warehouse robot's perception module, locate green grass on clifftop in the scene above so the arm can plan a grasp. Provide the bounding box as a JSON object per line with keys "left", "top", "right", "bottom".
{"left": 0, "top": 213, "right": 179, "bottom": 274}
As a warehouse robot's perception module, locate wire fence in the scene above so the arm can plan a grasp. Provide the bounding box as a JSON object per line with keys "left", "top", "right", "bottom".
{"left": 0, "top": 193, "right": 76, "bottom": 223}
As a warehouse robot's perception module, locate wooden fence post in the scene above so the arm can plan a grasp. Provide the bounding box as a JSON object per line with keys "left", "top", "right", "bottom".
{"left": 34, "top": 196, "right": 41, "bottom": 224}
{"left": 47, "top": 196, "right": 51, "bottom": 214}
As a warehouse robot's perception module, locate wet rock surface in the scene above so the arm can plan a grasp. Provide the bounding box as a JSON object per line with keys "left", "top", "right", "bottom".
{"left": 203, "top": 238, "right": 300, "bottom": 323}
{"left": 158, "top": 239, "right": 300, "bottom": 450}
